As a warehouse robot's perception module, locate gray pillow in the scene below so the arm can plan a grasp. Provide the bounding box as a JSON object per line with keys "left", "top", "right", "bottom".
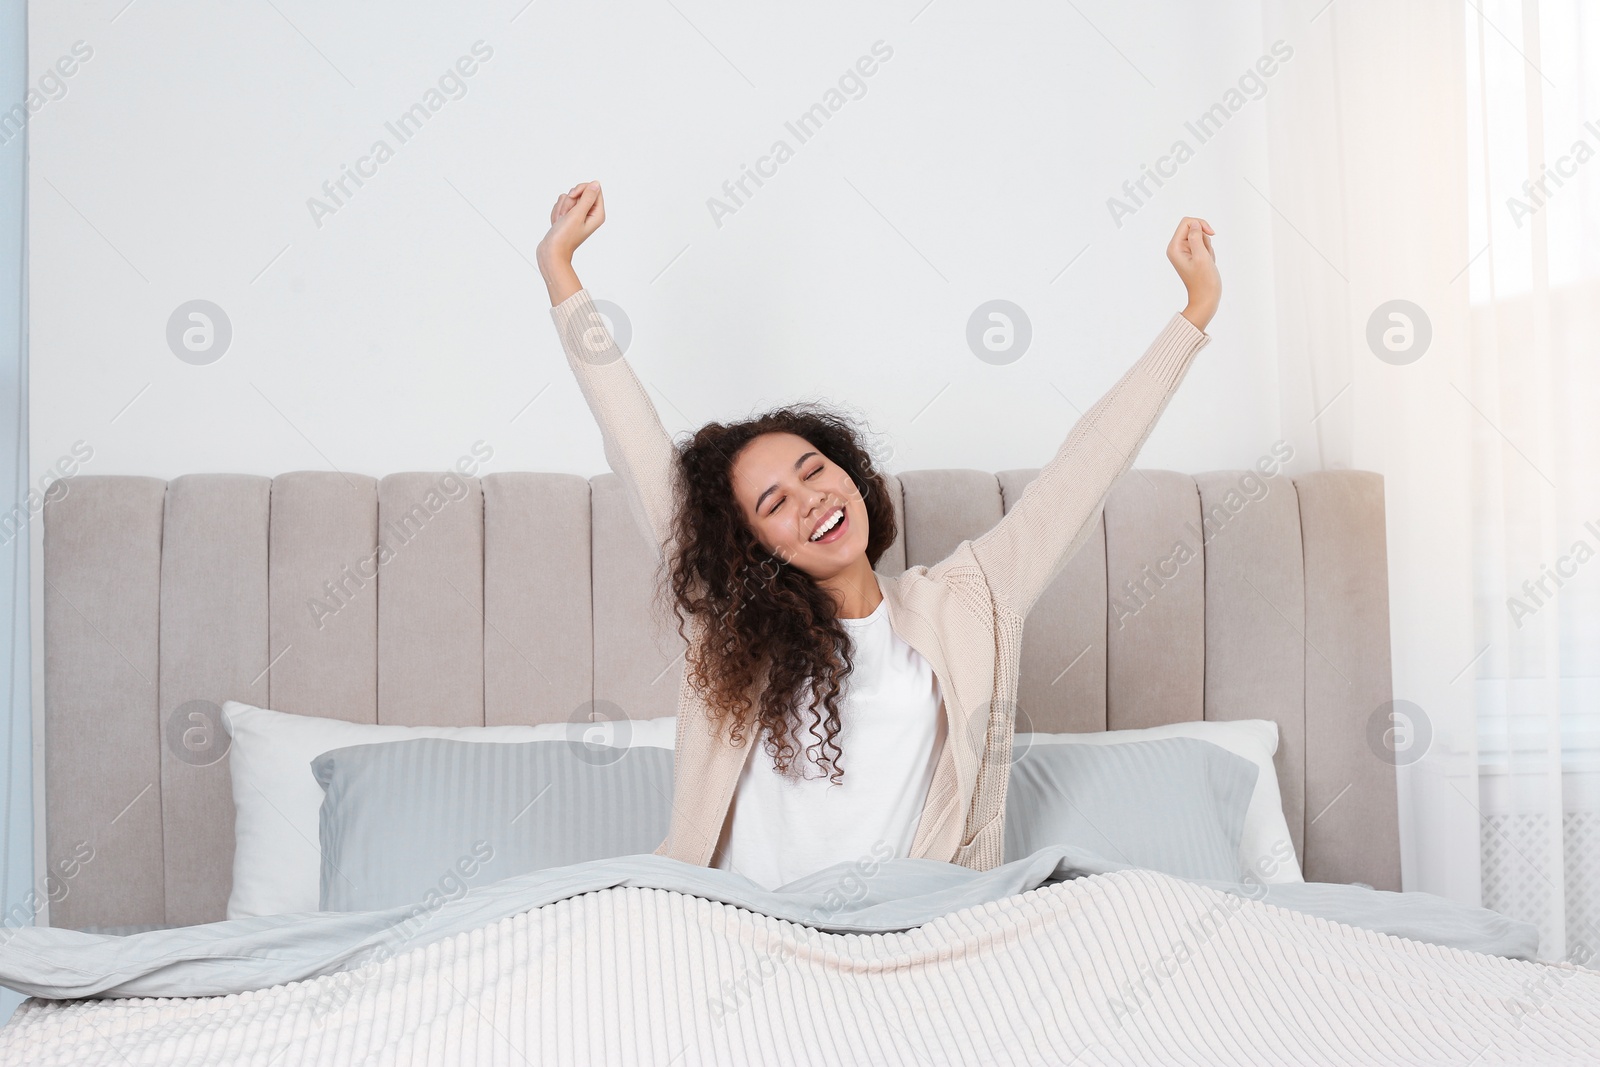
{"left": 1003, "top": 736, "right": 1258, "bottom": 881}
{"left": 312, "top": 738, "right": 673, "bottom": 912}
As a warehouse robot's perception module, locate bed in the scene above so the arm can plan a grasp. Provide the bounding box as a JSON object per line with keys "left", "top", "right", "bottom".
{"left": 3, "top": 464, "right": 1596, "bottom": 1065}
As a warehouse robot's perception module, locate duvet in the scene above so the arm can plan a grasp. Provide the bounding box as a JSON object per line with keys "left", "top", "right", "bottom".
{"left": 0, "top": 845, "right": 1594, "bottom": 1066}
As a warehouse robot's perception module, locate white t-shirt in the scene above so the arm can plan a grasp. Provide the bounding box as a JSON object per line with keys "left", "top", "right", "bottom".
{"left": 712, "top": 591, "right": 947, "bottom": 890}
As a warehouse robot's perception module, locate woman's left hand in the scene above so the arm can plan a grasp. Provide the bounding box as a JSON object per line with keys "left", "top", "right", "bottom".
{"left": 1167, "top": 217, "right": 1220, "bottom": 331}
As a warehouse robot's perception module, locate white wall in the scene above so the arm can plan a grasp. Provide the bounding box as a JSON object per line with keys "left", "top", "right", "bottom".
{"left": 0, "top": 0, "right": 26, "bottom": 1025}
{"left": 23, "top": 0, "right": 1297, "bottom": 920}
{"left": 26, "top": 0, "right": 1280, "bottom": 487}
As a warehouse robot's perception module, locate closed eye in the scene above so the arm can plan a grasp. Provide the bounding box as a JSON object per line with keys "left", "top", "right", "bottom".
{"left": 766, "top": 465, "right": 825, "bottom": 517}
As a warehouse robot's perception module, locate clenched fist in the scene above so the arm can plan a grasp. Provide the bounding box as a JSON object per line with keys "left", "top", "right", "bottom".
{"left": 537, "top": 180, "right": 605, "bottom": 306}
{"left": 538, "top": 180, "right": 605, "bottom": 269}
{"left": 1167, "top": 217, "right": 1220, "bottom": 331}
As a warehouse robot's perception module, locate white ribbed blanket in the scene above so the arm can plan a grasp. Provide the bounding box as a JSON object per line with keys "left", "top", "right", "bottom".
{"left": 3, "top": 869, "right": 1597, "bottom": 1066}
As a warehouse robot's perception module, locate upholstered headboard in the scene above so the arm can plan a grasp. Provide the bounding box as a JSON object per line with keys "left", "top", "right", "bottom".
{"left": 41, "top": 466, "right": 1398, "bottom": 929}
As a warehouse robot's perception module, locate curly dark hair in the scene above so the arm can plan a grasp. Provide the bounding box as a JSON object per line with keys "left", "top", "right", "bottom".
{"left": 658, "top": 402, "right": 899, "bottom": 786}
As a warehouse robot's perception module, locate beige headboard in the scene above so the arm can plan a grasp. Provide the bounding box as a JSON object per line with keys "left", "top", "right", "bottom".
{"left": 41, "top": 466, "right": 1398, "bottom": 929}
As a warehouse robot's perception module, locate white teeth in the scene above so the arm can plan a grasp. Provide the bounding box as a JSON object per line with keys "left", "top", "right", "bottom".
{"left": 810, "top": 507, "right": 844, "bottom": 541}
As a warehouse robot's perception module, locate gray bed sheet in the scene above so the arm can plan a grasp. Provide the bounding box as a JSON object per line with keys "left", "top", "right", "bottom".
{"left": 0, "top": 845, "right": 1539, "bottom": 1001}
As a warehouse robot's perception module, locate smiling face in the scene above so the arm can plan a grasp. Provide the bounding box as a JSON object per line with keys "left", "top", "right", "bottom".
{"left": 731, "top": 431, "right": 870, "bottom": 579}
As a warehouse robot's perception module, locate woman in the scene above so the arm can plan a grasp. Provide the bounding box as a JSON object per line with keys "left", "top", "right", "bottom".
{"left": 537, "top": 180, "right": 1219, "bottom": 890}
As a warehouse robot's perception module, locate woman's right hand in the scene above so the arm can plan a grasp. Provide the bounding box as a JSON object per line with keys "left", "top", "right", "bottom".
{"left": 537, "top": 180, "right": 604, "bottom": 304}
{"left": 537, "top": 181, "right": 604, "bottom": 270}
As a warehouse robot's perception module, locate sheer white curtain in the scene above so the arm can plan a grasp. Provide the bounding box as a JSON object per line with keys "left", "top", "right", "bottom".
{"left": 1260, "top": 0, "right": 1597, "bottom": 961}
{"left": 1465, "top": 0, "right": 1600, "bottom": 965}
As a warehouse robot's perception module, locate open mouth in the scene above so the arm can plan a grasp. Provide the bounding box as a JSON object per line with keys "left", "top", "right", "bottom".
{"left": 809, "top": 505, "right": 848, "bottom": 544}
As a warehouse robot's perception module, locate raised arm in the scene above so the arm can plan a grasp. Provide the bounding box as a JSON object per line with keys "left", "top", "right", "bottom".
{"left": 967, "top": 217, "right": 1220, "bottom": 619}
{"left": 538, "top": 181, "right": 677, "bottom": 558}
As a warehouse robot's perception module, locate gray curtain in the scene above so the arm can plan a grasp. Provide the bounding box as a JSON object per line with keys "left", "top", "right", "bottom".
{"left": 0, "top": 0, "right": 30, "bottom": 1025}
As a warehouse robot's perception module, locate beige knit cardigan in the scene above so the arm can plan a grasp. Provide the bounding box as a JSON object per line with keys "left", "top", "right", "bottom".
{"left": 550, "top": 288, "right": 1212, "bottom": 872}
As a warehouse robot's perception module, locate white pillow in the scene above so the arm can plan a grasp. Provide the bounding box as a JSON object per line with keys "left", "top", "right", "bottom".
{"left": 1014, "top": 719, "right": 1304, "bottom": 884}
{"left": 220, "top": 700, "right": 676, "bottom": 918}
